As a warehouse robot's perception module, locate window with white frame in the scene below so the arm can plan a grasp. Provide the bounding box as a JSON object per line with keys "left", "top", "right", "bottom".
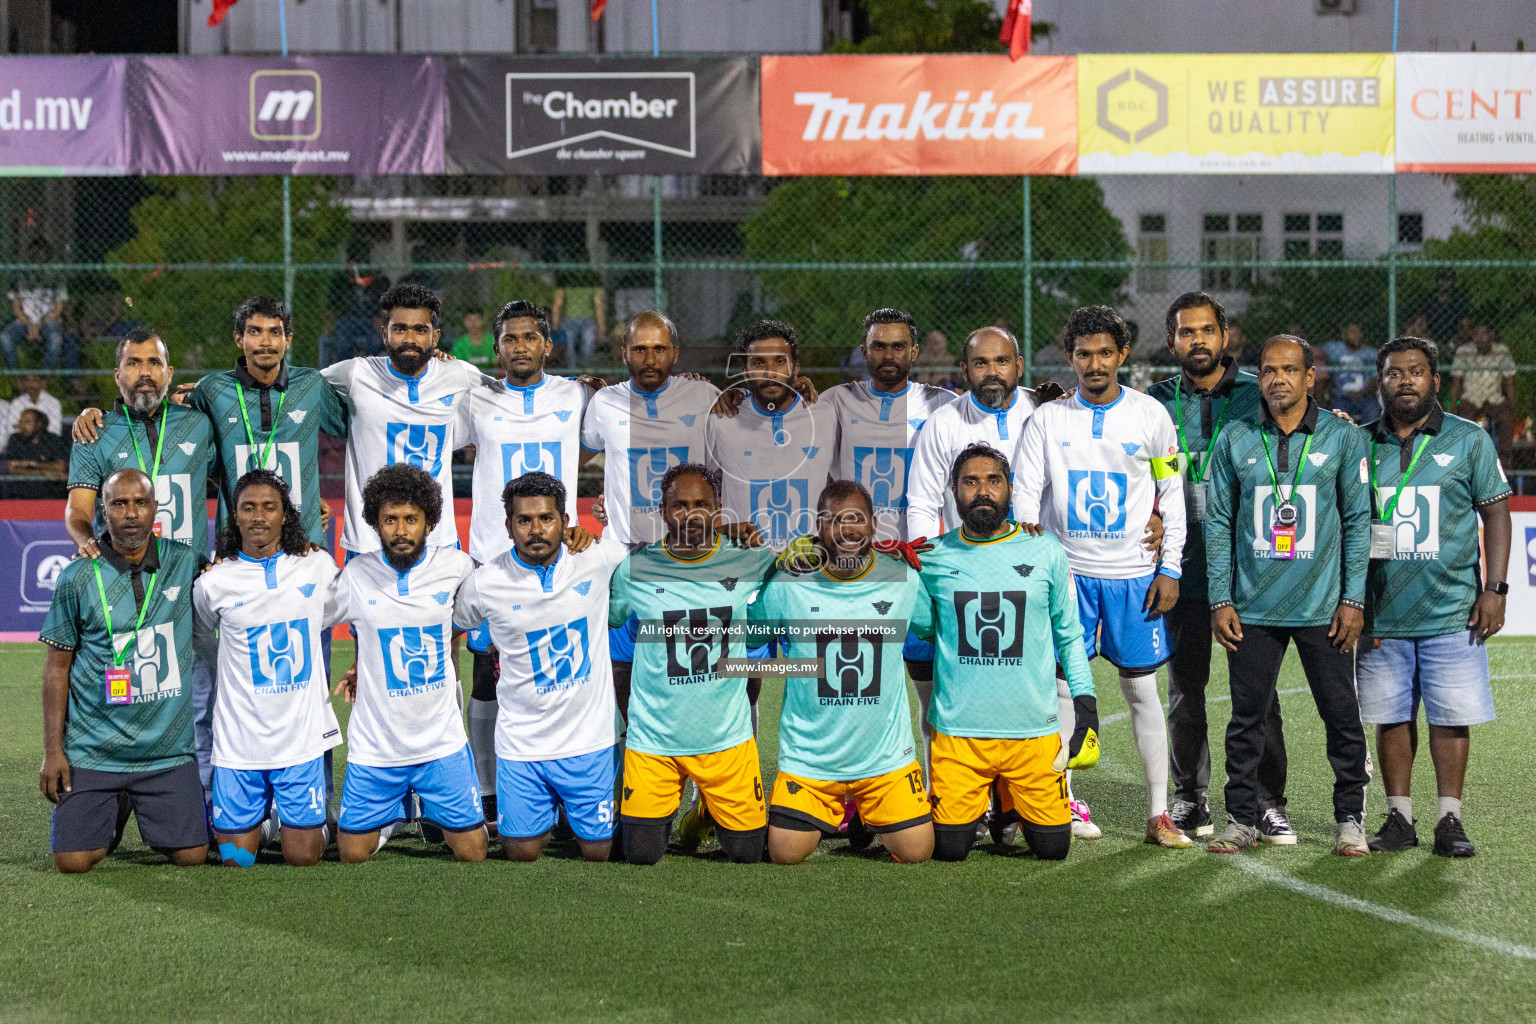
{"left": 1201, "top": 213, "right": 1262, "bottom": 290}
{"left": 1136, "top": 213, "right": 1169, "bottom": 294}
{"left": 1283, "top": 212, "right": 1344, "bottom": 260}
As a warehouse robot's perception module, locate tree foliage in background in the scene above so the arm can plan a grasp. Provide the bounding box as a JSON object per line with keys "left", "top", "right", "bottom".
{"left": 1236, "top": 264, "right": 1390, "bottom": 351}
{"left": 109, "top": 177, "right": 349, "bottom": 368}
{"left": 829, "top": 0, "right": 1053, "bottom": 54}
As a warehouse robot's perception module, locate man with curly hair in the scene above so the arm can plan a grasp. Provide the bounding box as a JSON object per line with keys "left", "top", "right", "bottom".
{"left": 329, "top": 464, "right": 486, "bottom": 863}
{"left": 192, "top": 471, "right": 341, "bottom": 867}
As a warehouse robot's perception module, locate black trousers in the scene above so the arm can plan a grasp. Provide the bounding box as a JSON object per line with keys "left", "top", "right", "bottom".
{"left": 1166, "top": 599, "right": 1288, "bottom": 809}
{"left": 1223, "top": 623, "right": 1368, "bottom": 827}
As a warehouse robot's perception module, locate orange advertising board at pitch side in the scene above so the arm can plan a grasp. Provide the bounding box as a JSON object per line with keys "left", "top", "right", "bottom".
{"left": 760, "top": 54, "right": 1077, "bottom": 175}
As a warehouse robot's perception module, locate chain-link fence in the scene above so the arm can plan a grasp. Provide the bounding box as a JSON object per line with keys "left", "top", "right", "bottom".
{"left": 1, "top": 170, "right": 1533, "bottom": 492}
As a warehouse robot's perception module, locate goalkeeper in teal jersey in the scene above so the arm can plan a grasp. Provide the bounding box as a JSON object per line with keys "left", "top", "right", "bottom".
{"left": 609, "top": 463, "right": 776, "bottom": 866}
{"left": 749, "top": 480, "right": 935, "bottom": 865}
{"left": 915, "top": 443, "right": 1096, "bottom": 863}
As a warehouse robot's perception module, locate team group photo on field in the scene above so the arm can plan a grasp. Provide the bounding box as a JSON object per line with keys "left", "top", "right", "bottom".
{"left": 3, "top": 1, "right": 1536, "bottom": 1021}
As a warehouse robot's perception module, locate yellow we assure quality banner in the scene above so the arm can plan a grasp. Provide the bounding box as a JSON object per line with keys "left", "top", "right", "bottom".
{"left": 1078, "top": 53, "right": 1394, "bottom": 173}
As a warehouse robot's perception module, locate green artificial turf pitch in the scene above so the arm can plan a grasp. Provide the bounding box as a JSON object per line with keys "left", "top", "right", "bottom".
{"left": 1, "top": 639, "right": 1534, "bottom": 1023}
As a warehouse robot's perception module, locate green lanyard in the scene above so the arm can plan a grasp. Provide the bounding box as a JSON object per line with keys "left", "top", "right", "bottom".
{"left": 92, "top": 540, "right": 161, "bottom": 668}
{"left": 1370, "top": 433, "right": 1432, "bottom": 522}
{"left": 126, "top": 403, "right": 168, "bottom": 483}
{"left": 236, "top": 385, "right": 287, "bottom": 471}
{"left": 1173, "top": 378, "right": 1232, "bottom": 484}
{"left": 1259, "top": 425, "right": 1313, "bottom": 509}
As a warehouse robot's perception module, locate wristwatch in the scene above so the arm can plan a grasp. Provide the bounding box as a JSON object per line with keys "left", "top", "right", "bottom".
{"left": 1485, "top": 581, "right": 1509, "bottom": 596}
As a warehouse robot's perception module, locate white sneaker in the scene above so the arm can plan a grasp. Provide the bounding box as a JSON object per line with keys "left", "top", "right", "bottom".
{"left": 1070, "top": 799, "right": 1101, "bottom": 840}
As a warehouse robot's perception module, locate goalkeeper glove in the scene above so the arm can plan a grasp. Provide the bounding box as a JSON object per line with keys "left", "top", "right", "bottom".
{"left": 873, "top": 536, "right": 923, "bottom": 570}
{"left": 774, "top": 535, "right": 820, "bottom": 574}
{"left": 1052, "top": 694, "right": 1100, "bottom": 772}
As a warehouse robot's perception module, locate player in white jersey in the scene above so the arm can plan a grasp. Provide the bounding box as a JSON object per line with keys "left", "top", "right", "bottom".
{"left": 705, "top": 319, "right": 837, "bottom": 551}
{"left": 192, "top": 471, "right": 341, "bottom": 867}
{"left": 1012, "top": 305, "right": 1191, "bottom": 848}
{"left": 328, "top": 465, "right": 486, "bottom": 863}
{"left": 321, "top": 283, "right": 491, "bottom": 558}
{"left": 452, "top": 471, "right": 629, "bottom": 863}
{"left": 455, "top": 299, "right": 598, "bottom": 814}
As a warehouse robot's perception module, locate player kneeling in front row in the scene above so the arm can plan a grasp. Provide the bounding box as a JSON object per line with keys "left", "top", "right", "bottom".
{"left": 453, "top": 472, "right": 627, "bottom": 862}
{"left": 330, "top": 465, "right": 487, "bottom": 863}
{"left": 611, "top": 463, "right": 774, "bottom": 865}
{"left": 919, "top": 444, "right": 1097, "bottom": 862}
{"left": 194, "top": 471, "right": 341, "bottom": 867}
{"left": 752, "top": 481, "right": 934, "bottom": 864}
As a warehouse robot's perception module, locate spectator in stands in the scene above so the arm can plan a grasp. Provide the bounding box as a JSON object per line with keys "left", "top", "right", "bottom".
{"left": 552, "top": 282, "right": 606, "bottom": 370}
{"left": 1451, "top": 322, "right": 1519, "bottom": 466}
{"left": 319, "top": 267, "right": 389, "bottom": 366}
{"left": 1322, "top": 322, "right": 1378, "bottom": 422}
{"left": 5, "top": 374, "right": 63, "bottom": 437}
{"left": 911, "top": 329, "right": 955, "bottom": 388}
{"left": 2, "top": 239, "right": 71, "bottom": 371}
{"left": 841, "top": 342, "right": 872, "bottom": 384}
{"left": 450, "top": 310, "right": 498, "bottom": 372}
{"left": 3, "top": 407, "right": 68, "bottom": 498}
{"left": 1421, "top": 270, "right": 1469, "bottom": 349}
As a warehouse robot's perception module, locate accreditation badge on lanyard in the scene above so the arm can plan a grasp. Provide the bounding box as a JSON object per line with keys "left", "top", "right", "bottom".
{"left": 1259, "top": 427, "right": 1310, "bottom": 561}
{"left": 1173, "top": 380, "right": 1231, "bottom": 526}
{"left": 1370, "top": 435, "right": 1431, "bottom": 560}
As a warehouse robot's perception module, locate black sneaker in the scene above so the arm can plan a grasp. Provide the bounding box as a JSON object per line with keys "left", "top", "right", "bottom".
{"left": 420, "top": 820, "right": 446, "bottom": 844}
{"left": 847, "top": 812, "right": 876, "bottom": 851}
{"left": 1433, "top": 813, "right": 1476, "bottom": 858}
{"left": 1170, "top": 798, "right": 1214, "bottom": 838}
{"left": 482, "top": 794, "right": 498, "bottom": 839}
{"left": 1368, "top": 809, "right": 1419, "bottom": 852}
{"left": 1258, "top": 806, "right": 1298, "bottom": 846}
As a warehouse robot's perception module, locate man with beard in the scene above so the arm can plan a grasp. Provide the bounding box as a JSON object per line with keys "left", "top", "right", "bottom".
{"left": 1357, "top": 337, "right": 1511, "bottom": 858}
{"left": 65, "top": 328, "right": 220, "bottom": 792}
{"left": 751, "top": 480, "right": 935, "bottom": 865}
{"left": 609, "top": 463, "right": 775, "bottom": 866}
{"left": 40, "top": 468, "right": 208, "bottom": 873}
{"left": 1204, "top": 336, "right": 1372, "bottom": 857}
{"left": 1146, "top": 292, "right": 1290, "bottom": 843}
{"left": 455, "top": 299, "right": 599, "bottom": 821}
{"left": 916, "top": 444, "right": 1096, "bottom": 863}
{"left": 705, "top": 319, "right": 837, "bottom": 551}
{"left": 328, "top": 465, "right": 486, "bottom": 864}
{"left": 192, "top": 471, "right": 341, "bottom": 867}
{"left": 1013, "top": 305, "right": 1190, "bottom": 849}
{"left": 322, "top": 283, "right": 492, "bottom": 561}
{"left": 452, "top": 473, "right": 629, "bottom": 863}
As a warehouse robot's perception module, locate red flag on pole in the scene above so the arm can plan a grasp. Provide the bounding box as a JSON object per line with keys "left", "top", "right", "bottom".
{"left": 207, "top": 0, "right": 241, "bottom": 27}
{"left": 1000, "top": 0, "right": 1031, "bottom": 61}
{"left": 590, "top": 0, "right": 608, "bottom": 22}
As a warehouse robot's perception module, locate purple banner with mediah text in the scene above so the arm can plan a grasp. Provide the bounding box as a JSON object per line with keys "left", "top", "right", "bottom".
{"left": 128, "top": 56, "right": 445, "bottom": 175}
{"left": 0, "top": 57, "right": 126, "bottom": 175}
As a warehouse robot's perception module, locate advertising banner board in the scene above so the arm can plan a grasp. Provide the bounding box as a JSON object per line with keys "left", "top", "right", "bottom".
{"left": 1396, "top": 52, "right": 1536, "bottom": 172}
{"left": 0, "top": 57, "right": 126, "bottom": 175}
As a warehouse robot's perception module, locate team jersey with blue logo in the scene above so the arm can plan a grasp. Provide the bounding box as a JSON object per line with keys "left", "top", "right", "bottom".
{"left": 609, "top": 538, "right": 776, "bottom": 757}
{"left": 824, "top": 381, "right": 956, "bottom": 541}
{"left": 1012, "top": 387, "right": 1186, "bottom": 580}
{"left": 750, "top": 558, "right": 930, "bottom": 780}
{"left": 453, "top": 534, "right": 629, "bottom": 761}
{"left": 188, "top": 359, "right": 349, "bottom": 547}
{"left": 580, "top": 377, "right": 719, "bottom": 545}
{"left": 192, "top": 549, "right": 342, "bottom": 770}
{"left": 40, "top": 539, "right": 202, "bottom": 773}
{"left": 705, "top": 394, "right": 837, "bottom": 551}
{"left": 456, "top": 373, "right": 594, "bottom": 564}
{"left": 1362, "top": 406, "right": 1512, "bottom": 639}
{"left": 915, "top": 524, "right": 1093, "bottom": 739}
{"left": 68, "top": 400, "right": 217, "bottom": 554}
{"left": 327, "top": 546, "right": 476, "bottom": 767}
{"left": 908, "top": 388, "right": 1039, "bottom": 541}
{"left": 322, "top": 355, "right": 491, "bottom": 554}
{"left": 1204, "top": 401, "right": 1371, "bottom": 627}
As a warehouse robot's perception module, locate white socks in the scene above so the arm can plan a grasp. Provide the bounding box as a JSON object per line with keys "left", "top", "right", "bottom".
{"left": 467, "top": 698, "right": 498, "bottom": 798}
{"left": 1118, "top": 673, "right": 1170, "bottom": 820}
{"left": 1056, "top": 678, "right": 1075, "bottom": 802}
{"left": 1386, "top": 796, "right": 1463, "bottom": 822}
{"left": 1388, "top": 795, "right": 1413, "bottom": 820}
{"left": 1438, "top": 796, "right": 1462, "bottom": 822}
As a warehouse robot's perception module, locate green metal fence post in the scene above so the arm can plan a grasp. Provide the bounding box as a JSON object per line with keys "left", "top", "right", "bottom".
{"left": 653, "top": 176, "right": 664, "bottom": 311}
{"left": 1022, "top": 173, "right": 1033, "bottom": 387}
{"left": 282, "top": 175, "right": 294, "bottom": 311}
{"left": 1387, "top": 173, "right": 1398, "bottom": 340}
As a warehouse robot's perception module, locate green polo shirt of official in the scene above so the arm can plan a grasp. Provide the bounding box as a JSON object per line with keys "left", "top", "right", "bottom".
{"left": 68, "top": 400, "right": 216, "bottom": 555}
{"left": 1205, "top": 398, "right": 1371, "bottom": 628}
{"left": 1147, "top": 357, "right": 1264, "bottom": 605}
{"left": 39, "top": 537, "right": 202, "bottom": 773}
{"left": 1363, "top": 404, "right": 1512, "bottom": 639}
{"left": 188, "top": 358, "right": 348, "bottom": 547}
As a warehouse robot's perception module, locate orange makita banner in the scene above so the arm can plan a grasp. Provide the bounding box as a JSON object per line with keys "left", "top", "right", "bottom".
{"left": 760, "top": 54, "right": 1077, "bottom": 176}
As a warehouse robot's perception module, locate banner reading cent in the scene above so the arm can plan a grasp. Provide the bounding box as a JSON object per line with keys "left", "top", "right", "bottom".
{"left": 1396, "top": 52, "right": 1536, "bottom": 172}
{"left": 761, "top": 54, "right": 1077, "bottom": 176}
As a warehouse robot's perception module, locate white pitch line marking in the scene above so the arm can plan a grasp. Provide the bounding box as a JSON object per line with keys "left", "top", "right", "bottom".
{"left": 1232, "top": 857, "right": 1536, "bottom": 961}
